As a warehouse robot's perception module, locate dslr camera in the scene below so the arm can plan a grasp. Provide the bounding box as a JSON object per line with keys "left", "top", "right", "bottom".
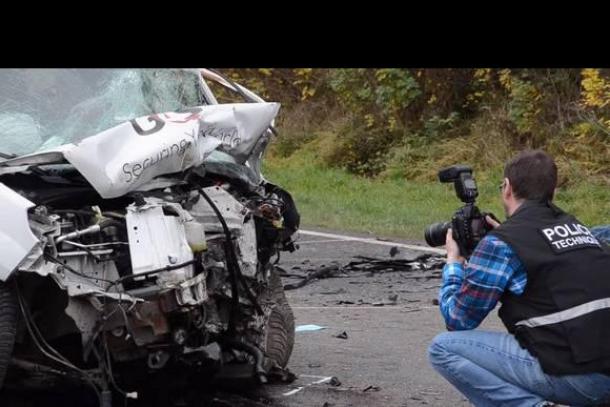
{"left": 424, "top": 165, "right": 498, "bottom": 257}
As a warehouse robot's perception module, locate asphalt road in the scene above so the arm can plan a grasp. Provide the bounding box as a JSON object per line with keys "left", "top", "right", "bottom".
{"left": 262, "top": 228, "right": 505, "bottom": 407}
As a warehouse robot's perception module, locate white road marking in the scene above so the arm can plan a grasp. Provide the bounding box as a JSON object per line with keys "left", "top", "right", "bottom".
{"left": 297, "top": 239, "right": 349, "bottom": 245}
{"left": 282, "top": 375, "right": 334, "bottom": 396}
{"left": 299, "top": 230, "right": 446, "bottom": 255}
{"left": 312, "top": 377, "right": 334, "bottom": 384}
{"left": 299, "top": 374, "right": 332, "bottom": 379}
{"left": 282, "top": 387, "right": 304, "bottom": 396}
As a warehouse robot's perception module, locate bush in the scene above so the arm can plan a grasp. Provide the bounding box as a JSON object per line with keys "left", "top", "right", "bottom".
{"left": 214, "top": 68, "right": 610, "bottom": 185}
{"left": 322, "top": 117, "right": 403, "bottom": 176}
{"left": 381, "top": 111, "right": 518, "bottom": 182}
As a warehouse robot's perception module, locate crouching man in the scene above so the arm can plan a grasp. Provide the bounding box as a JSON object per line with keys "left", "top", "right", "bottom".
{"left": 428, "top": 150, "right": 610, "bottom": 406}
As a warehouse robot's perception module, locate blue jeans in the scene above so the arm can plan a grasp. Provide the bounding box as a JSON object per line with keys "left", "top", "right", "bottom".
{"left": 429, "top": 330, "right": 610, "bottom": 406}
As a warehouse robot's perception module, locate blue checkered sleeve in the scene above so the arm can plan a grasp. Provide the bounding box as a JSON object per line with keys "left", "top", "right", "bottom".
{"left": 591, "top": 225, "right": 610, "bottom": 245}
{"left": 438, "top": 234, "right": 527, "bottom": 331}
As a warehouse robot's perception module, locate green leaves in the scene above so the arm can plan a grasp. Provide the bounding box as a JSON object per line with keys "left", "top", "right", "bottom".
{"left": 507, "top": 76, "right": 542, "bottom": 134}
{"left": 223, "top": 68, "right": 608, "bottom": 184}
{"left": 374, "top": 68, "right": 421, "bottom": 113}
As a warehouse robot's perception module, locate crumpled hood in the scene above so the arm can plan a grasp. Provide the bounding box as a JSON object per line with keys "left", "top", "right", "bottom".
{"left": 1, "top": 102, "right": 279, "bottom": 199}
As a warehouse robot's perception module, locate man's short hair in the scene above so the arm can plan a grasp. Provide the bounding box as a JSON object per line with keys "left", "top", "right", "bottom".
{"left": 504, "top": 150, "right": 558, "bottom": 202}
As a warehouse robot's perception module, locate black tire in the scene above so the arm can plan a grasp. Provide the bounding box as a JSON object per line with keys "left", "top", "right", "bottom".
{"left": 263, "top": 268, "right": 295, "bottom": 368}
{"left": 0, "top": 281, "right": 18, "bottom": 389}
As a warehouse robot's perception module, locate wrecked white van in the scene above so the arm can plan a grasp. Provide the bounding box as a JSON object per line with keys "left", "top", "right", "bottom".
{"left": 0, "top": 69, "right": 298, "bottom": 406}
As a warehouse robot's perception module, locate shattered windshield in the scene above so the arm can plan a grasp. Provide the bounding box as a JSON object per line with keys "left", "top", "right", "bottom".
{"left": 0, "top": 69, "right": 204, "bottom": 157}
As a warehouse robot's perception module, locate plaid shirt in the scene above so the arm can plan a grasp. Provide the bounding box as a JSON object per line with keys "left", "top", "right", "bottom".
{"left": 438, "top": 225, "right": 609, "bottom": 331}
{"left": 591, "top": 225, "right": 610, "bottom": 245}
{"left": 439, "top": 234, "right": 527, "bottom": 331}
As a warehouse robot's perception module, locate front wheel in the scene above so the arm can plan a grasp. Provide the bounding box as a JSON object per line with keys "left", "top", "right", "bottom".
{"left": 263, "top": 268, "right": 295, "bottom": 368}
{"left": 0, "top": 281, "right": 18, "bottom": 389}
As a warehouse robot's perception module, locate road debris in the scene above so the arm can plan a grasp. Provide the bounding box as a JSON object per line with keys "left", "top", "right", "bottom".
{"left": 296, "top": 325, "right": 327, "bottom": 332}
{"left": 329, "top": 377, "right": 342, "bottom": 387}
{"left": 282, "top": 264, "right": 343, "bottom": 290}
{"left": 389, "top": 246, "right": 400, "bottom": 257}
{"left": 267, "top": 366, "right": 298, "bottom": 384}
{"left": 281, "top": 254, "right": 445, "bottom": 291}
{"left": 334, "top": 332, "right": 349, "bottom": 340}
{"left": 344, "top": 254, "right": 445, "bottom": 274}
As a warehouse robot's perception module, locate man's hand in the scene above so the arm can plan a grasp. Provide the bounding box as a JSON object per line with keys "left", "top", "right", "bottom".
{"left": 445, "top": 228, "right": 465, "bottom": 264}
{"left": 485, "top": 215, "right": 501, "bottom": 229}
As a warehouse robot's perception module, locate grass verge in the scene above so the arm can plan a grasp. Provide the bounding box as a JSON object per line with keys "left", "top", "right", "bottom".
{"left": 264, "top": 152, "right": 610, "bottom": 241}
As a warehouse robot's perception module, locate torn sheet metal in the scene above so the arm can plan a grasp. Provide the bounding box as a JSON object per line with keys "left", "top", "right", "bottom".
{"left": 65, "top": 103, "right": 279, "bottom": 198}
{"left": 0, "top": 183, "right": 39, "bottom": 281}
{"left": 189, "top": 186, "right": 259, "bottom": 278}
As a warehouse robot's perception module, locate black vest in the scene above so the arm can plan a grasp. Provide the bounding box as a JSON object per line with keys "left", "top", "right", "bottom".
{"left": 490, "top": 201, "right": 610, "bottom": 375}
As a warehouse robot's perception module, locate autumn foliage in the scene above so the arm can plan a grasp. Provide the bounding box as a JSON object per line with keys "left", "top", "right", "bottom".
{"left": 213, "top": 69, "right": 610, "bottom": 184}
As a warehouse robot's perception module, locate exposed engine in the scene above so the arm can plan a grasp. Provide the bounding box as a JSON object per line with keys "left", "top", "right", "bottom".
{"left": 2, "top": 166, "right": 298, "bottom": 402}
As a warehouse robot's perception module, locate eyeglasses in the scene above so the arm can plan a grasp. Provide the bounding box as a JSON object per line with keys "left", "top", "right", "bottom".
{"left": 499, "top": 181, "right": 505, "bottom": 191}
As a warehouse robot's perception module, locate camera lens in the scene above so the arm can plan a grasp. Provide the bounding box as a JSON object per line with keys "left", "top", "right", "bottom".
{"left": 424, "top": 221, "right": 451, "bottom": 247}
